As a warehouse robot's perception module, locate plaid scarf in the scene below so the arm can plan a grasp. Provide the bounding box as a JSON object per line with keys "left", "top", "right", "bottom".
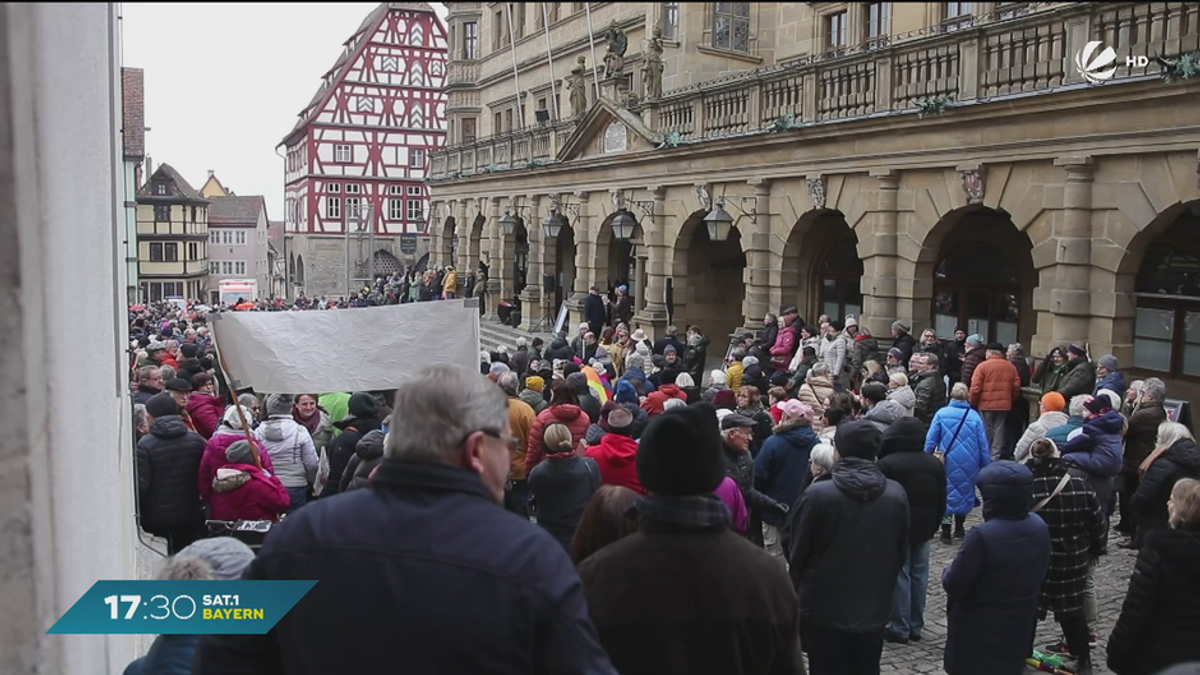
{"left": 635, "top": 493, "right": 731, "bottom": 529}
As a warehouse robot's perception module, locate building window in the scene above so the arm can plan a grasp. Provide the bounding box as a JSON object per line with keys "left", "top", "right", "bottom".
{"left": 493, "top": 10, "right": 508, "bottom": 50}
{"left": 154, "top": 182, "right": 169, "bottom": 196}
{"left": 328, "top": 182, "right": 340, "bottom": 193}
{"left": 236, "top": 231, "right": 246, "bottom": 245}
{"left": 345, "top": 184, "right": 361, "bottom": 194}
{"left": 944, "top": 1, "right": 973, "bottom": 30}
{"left": 334, "top": 144, "right": 352, "bottom": 163}
{"left": 504, "top": 108, "right": 514, "bottom": 132}
{"left": 462, "top": 117, "right": 477, "bottom": 142}
{"left": 932, "top": 241, "right": 1021, "bottom": 345}
{"left": 407, "top": 199, "right": 423, "bottom": 222}
{"left": 865, "top": 2, "right": 891, "bottom": 48}
{"left": 407, "top": 185, "right": 422, "bottom": 196}
{"left": 149, "top": 242, "right": 164, "bottom": 261}
{"left": 410, "top": 148, "right": 425, "bottom": 168}
{"left": 210, "top": 261, "right": 220, "bottom": 274}
{"left": 713, "top": 2, "right": 751, "bottom": 53}
{"left": 826, "top": 11, "right": 848, "bottom": 50}
{"left": 573, "top": 3, "right": 585, "bottom": 12}
{"left": 187, "top": 242, "right": 198, "bottom": 260}
{"left": 381, "top": 55, "right": 399, "bottom": 72}
{"left": 996, "top": 2, "right": 1030, "bottom": 20}
{"left": 164, "top": 243, "right": 178, "bottom": 262}
{"left": 327, "top": 197, "right": 342, "bottom": 219}
{"left": 356, "top": 96, "right": 376, "bottom": 113}
{"left": 154, "top": 204, "right": 170, "bottom": 221}
{"left": 514, "top": 4, "right": 526, "bottom": 39}
{"left": 389, "top": 198, "right": 404, "bottom": 220}
{"left": 209, "top": 230, "right": 218, "bottom": 244}
{"left": 463, "top": 21, "right": 478, "bottom": 59}
{"left": 346, "top": 197, "right": 362, "bottom": 220}
{"left": 493, "top": 111, "right": 503, "bottom": 134}
{"left": 663, "top": 2, "right": 679, "bottom": 39}
{"left": 389, "top": 185, "right": 403, "bottom": 195}
{"left": 818, "top": 238, "right": 864, "bottom": 325}
{"left": 1133, "top": 244, "right": 1200, "bottom": 380}
{"left": 235, "top": 261, "right": 246, "bottom": 275}
{"left": 222, "top": 261, "right": 232, "bottom": 275}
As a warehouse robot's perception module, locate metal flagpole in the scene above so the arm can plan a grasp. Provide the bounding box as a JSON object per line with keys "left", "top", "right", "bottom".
{"left": 583, "top": 3, "right": 601, "bottom": 95}
{"left": 540, "top": 2, "right": 561, "bottom": 119}
{"left": 505, "top": 3, "right": 524, "bottom": 126}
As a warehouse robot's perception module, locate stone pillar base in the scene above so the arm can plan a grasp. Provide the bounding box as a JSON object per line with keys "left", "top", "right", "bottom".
{"left": 633, "top": 305, "right": 669, "bottom": 340}
{"left": 484, "top": 279, "right": 502, "bottom": 322}
{"left": 518, "top": 287, "right": 545, "bottom": 332}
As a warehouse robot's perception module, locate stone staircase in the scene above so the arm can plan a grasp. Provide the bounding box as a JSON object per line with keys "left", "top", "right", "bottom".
{"left": 478, "top": 318, "right": 557, "bottom": 354}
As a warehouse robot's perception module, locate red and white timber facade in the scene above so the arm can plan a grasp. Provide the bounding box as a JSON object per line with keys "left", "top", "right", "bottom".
{"left": 280, "top": 2, "right": 447, "bottom": 299}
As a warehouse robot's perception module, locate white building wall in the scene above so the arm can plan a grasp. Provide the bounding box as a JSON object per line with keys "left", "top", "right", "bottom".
{"left": 0, "top": 3, "right": 141, "bottom": 673}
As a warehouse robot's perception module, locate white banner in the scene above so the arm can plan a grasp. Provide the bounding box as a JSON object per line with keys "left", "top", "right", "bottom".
{"left": 210, "top": 301, "right": 481, "bottom": 393}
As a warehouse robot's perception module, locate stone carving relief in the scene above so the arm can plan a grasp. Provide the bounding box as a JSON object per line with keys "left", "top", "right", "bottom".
{"left": 603, "top": 121, "right": 628, "bottom": 153}
{"left": 807, "top": 177, "right": 827, "bottom": 211}
{"left": 696, "top": 184, "right": 712, "bottom": 211}
{"left": 602, "top": 20, "right": 628, "bottom": 78}
{"left": 566, "top": 56, "right": 589, "bottom": 118}
{"left": 960, "top": 169, "right": 985, "bottom": 204}
{"left": 642, "top": 26, "right": 664, "bottom": 100}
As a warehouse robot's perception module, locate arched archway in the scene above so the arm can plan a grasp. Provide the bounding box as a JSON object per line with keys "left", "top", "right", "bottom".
{"left": 671, "top": 211, "right": 746, "bottom": 337}
{"left": 917, "top": 205, "right": 1035, "bottom": 346}
{"left": 781, "top": 210, "right": 861, "bottom": 327}
{"left": 373, "top": 249, "right": 403, "bottom": 277}
{"left": 594, "top": 214, "right": 644, "bottom": 309}
{"left": 440, "top": 216, "right": 457, "bottom": 267}
{"left": 468, "top": 214, "right": 485, "bottom": 269}
{"left": 295, "top": 254, "right": 306, "bottom": 286}
{"left": 545, "top": 219, "right": 576, "bottom": 310}
{"left": 289, "top": 253, "right": 296, "bottom": 284}
{"left": 502, "top": 216, "right": 529, "bottom": 297}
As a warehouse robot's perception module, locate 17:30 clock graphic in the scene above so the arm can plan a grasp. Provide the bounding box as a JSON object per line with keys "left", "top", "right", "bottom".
{"left": 49, "top": 580, "right": 316, "bottom": 635}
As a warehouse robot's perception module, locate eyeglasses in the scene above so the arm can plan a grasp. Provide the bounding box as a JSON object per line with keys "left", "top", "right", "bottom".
{"left": 481, "top": 429, "right": 521, "bottom": 453}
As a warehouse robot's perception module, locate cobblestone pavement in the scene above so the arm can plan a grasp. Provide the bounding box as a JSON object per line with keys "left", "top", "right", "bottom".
{"left": 876, "top": 510, "right": 1136, "bottom": 675}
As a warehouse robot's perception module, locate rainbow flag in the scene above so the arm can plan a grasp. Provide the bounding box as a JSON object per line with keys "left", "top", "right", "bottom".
{"left": 582, "top": 365, "right": 611, "bottom": 403}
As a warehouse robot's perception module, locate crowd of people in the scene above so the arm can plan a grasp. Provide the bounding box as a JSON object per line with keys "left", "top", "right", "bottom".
{"left": 124, "top": 299, "right": 1200, "bottom": 675}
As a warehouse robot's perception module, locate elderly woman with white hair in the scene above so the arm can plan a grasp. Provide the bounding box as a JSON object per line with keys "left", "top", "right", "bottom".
{"left": 702, "top": 368, "right": 729, "bottom": 403}
{"left": 1131, "top": 421, "right": 1200, "bottom": 548}
{"left": 1118, "top": 377, "right": 1169, "bottom": 548}
{"left": 887, "top": 371, "right": 917, "bottom": 417}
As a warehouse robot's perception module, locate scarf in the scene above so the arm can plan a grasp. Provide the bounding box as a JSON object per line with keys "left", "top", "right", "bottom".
{"left": 293, "top": 406, "right": 322, "bottom": 436}
{"left": 635, "top": 493, "right": 730, "bottom": 529}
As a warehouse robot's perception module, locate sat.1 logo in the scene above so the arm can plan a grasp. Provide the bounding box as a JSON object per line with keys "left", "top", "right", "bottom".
{"left": 1073, "top": 40, "right": 1149, "bottom": 84}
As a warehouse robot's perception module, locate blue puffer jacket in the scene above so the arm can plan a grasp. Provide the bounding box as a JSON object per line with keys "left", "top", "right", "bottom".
{"left": 754, "top": 419, "right": 819, "bottom": 526}
{"left": 925, "top": 400, "right": 992, "bottom": 515}
{"left": 1060, "top": 410, "right": 1124, "bottom": 478}
{"left": 1094, "top": 370, "right": 1128, "bottom": 402}
{"left": 1044, "top": 417, "right": 1084, "bottom": 446}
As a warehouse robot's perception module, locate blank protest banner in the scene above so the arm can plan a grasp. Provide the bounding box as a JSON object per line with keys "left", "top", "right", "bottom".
{"left": 211, "top": 301, "right": 481, "bottom": 393}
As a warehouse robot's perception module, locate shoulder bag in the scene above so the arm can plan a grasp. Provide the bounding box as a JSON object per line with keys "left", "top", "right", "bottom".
{"left": 1032, "top": 473, "right": 1072, "bottom": 513}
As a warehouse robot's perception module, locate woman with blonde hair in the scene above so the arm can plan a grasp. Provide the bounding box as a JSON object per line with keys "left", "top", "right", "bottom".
{"left": 1131, "top": 421, "right": 1200, "bottom": 547}
{"left": 529, "top": 422, "right": 601, "bottom": 552}
{"left": 1108, "top": 477, "right": 1200, "bottom": 674}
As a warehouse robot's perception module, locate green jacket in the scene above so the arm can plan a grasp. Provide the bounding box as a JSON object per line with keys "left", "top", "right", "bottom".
{"left": 319, "top": 392, "right": 352, "bottom": 437}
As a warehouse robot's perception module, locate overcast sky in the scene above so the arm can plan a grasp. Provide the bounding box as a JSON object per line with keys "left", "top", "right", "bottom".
{"left": 122, "top": 2, "right": 448, "bottom": 219}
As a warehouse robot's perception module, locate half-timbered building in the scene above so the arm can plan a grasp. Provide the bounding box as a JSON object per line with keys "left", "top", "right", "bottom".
{"left": 281, "top": 2, "right": 448, "bottom": 298}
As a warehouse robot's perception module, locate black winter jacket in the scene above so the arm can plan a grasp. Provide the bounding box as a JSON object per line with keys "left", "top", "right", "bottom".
{"left": 723, "top": 442, "right": 784, "bottom": 520}
{"left": 136, "top": 416, "right": 207, "bottom": 534}
{"left": 877, "top": 444, "right": 947, "bottom": 544}
{"left": 787, "top": 456, "right": 909, "bottom": 632}
{"left": 911, "top": 369, "right": 947, "bottom": 429}
{"left": 323, "top": 416, "right": 383, "bottom": 498}
{"left": 1107, "top": 527, "right": 1200, "bottom": 675}
{"left": 1133, "top": 438, "right": 1200, "bottom": 547}
{"left": 1057, "top": 358, "right": 1096, "bottom": 400}
{"left": 193, "top": 460, "right": 616, "bottom": 675}
{"left": 341, "top": 428, "right": 385, "bottom": 492}
{"left": 892, "top": 332, "right": 916, "bottom": 368}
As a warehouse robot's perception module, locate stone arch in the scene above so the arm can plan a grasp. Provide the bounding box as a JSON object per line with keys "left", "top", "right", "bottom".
{"left": 780, "top": 209, "right": 862, "bottom": 328}
{"left": 289, "top": 253, "right": 296, "bottom": 284}
{"left": 914, "top": 204, "right": 1036, "bottom": 346}
{"left": 670, "top": 209, "right": 747, "bottom": 337}
{"left": 295, "top": 254, "right": 306, "bottom": 286}
{"left": 501, "top": 215, "right": 529, "bottom": 297}
{"left": 468, "top": 214, "right": 485, "bottom": 269}
{"left": 545, "top": 216, "right": 577, "bottom": 310}
{"left": 440, "top": 216, "right": 456, "bottom": 267}
{"left": 372, "top": 249, "right": 403, "bottom": 277}
{"left": 593, "top": 213, "right": 645, "bottom": 304}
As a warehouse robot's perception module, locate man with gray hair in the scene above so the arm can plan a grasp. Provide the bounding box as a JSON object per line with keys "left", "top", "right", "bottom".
{"left": 512, "top": 336, "right": 530, "bottom": 377}
{"left": 134, "top": 365, "right": 164, "bottom": 405}
{"left": 195, "top": 365, "right": 617, "bottom": 675}
{"left": 1116, "top": 376, "right": 1167, "bottom": 548}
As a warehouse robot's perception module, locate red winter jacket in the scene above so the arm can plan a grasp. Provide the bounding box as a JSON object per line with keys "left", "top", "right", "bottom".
{"left": 524, "top": 404, "right": 590, "bottom": 476}
{"left": 199, "top": 431, "right": 274, "bottom": 504}
{"left": 186, "top": 393, "right": 224, "bottom": 440}
{"left": 768, "top": 322, "right": 797, "bottom": 371}
{"left": 207, "top": 463, "right": 290, "bottom": 521}
{"left": 585, "top": 433, "right": 644, "bottom": 494}
{"left": 641, "top": 384, "right": 688, "bottom": 418}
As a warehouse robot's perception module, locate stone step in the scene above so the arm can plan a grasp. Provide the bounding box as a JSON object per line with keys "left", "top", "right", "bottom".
{"left": 478, "top": 318, "right": 556, "bottom": 354}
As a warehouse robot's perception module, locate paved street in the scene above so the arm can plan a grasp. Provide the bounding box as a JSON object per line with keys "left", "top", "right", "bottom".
{"left": 877, "top": 511, "right": 1136, "bottom": 675}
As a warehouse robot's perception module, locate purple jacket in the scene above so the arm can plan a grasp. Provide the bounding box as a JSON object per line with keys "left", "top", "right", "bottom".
{"left": 714, "top": 477, "right": 748, "bottom": 535}
{"left": 1060, "top": 411, "right": 1123, "bottom": 478}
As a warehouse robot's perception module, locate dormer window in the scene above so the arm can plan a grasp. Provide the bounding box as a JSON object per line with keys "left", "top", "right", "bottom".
{"left": 154, "top": 182, "right": 169, "bottom": 196}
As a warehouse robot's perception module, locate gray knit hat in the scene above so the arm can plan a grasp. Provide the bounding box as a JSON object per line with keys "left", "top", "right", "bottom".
{"left": 265, "top": 393, "right": 294, "bottom": 417}
{"left": 1098, "top": 354, "right": 1119, "bottom": 371}
{"left": 225, "top": 439, "right": 254, "bottom": 464}
{"left": 160, "top": 537, "right": 255, "bottom": 581}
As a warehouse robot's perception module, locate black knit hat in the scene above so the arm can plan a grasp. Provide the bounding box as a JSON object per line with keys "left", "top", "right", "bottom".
{"left": 349, "top": 392, "right": 380, "bottom": 418}
{"left": 145, "top": 392, "right": 179, "bottom": 418}
{"left": 180, "top": 343, "right": 200, "bottom": 359}
{"left": 880, "top": 416, "right": 926, "bottom": 457}
{"left": 637, "top": 402, "right": 725, "bottom": 496}
{"left": 834, "top": 419, "right": 883, "bottom": 461}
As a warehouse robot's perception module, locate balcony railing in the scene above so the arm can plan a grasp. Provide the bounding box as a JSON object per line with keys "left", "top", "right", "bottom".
{"left": 430, "top": 119, "right": 576, "bottom": 177}
{"left": 430, "top": 2, "right": 1200, "bottom": 179}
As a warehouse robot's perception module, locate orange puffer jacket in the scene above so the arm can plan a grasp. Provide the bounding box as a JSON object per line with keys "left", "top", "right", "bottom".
{"left": 968, "top": 354, "right": 1021, "bottom": 411}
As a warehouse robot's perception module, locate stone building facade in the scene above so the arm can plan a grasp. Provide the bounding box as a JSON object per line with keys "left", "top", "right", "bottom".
{"left": 430, "top": 1, "right": 1200, "bottom": 401}
{"left": 135, "top": 163, "right": 210, "bottom": 302}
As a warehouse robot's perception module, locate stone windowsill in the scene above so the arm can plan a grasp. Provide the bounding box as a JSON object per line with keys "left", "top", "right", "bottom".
{"left": 696, "top": 44, "right": 764, "bottom": 65}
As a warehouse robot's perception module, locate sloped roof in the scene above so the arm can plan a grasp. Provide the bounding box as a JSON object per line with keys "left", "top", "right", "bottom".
{"left": 137, "top": 163, "right": 209, "bottom": 204}
{"left": 279, "top": 2, "right": 437, "bottom": 147}
{"left": 556, "top": 98, "right": 664, "bottom": 162}
{"left": 209, "top": 196, "right": 267, "bottom": 225}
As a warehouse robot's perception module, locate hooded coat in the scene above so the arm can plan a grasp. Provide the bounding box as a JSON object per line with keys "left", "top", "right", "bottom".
{"left": 341, "top": 429, "right": 386, "bottom": 493}
{"left": 753, "top": 418, "right": 819, "bottom": 527}
{"left": 886, "top": 385, "right": 916, "bottom": 417}
{"left": 797, "top": 374, "right": 835, "bottom": 423}
{"left": 137, "top": 415, "right": 207, "bottom": 533}
{"left": 518, "top": 388, "right": 549, "bottom": 414}
{"left": 1013, "top": 411, "right": 1070, "bottom": 463}
{"left": 186, "top": 393, "right": 225, "bottom": 440}
{"left": 209, "top": 464, "right": 291, "bottom": 521}
{"left": 768, "top": 322, "right": 798, "bottom": 371}
{"left": 877, "top": 418, "right": 947, "bottom": 544}
{"left": 640, "top": 384, "right": 688, "bottom": 418}
{"left": 322, "top": 414, "right": 382, "bottom": 497}
{"left": 1028, "top": 459, "right": 1106, "bottom": 616}
{"left": 849, "top": 332, "right": 880, "bottom": 381}
{"left": 528, "top": 454, "right": 601, "bottom": 551}
{"left": 1059, "top": 410, "right": 1124, "bottom": 508}
{"left": 1107, "top": 526, "right": 1200, "bottom": 675}
{"left": 1094, "top": 369, "right": 1128, "bottom": 401}
{"left": 787, "top": 457, "right": 909, "bottom": 632}
{"left": 1057, "top": 358, "right": 1096, "bottom": 400}
{"left": 1132, "top": 438, "right": 1200, "bottom": 546}
{"left": 254, "top": 416, "right": 321, "bottom": 491}
{"left": 924, "top": 400, "right": 992, "bottom": 515}
{"left": 545, "top": 337, "right": 574, "bottom": 362}
{"left": 862, "top": 398, "right": 906, "bottom": 434}
{"left": 584, "top": 432, "right": 643, "bottom": 494}
{"left": 959, "top": 345, "right": 988, "bottom": 389}
{"left": 942, "top": 462, "right": 1051, "bottom": 675}
{"left": 524, "top": 404, "right": 590, "bottom": 475}
{"left": 198, "top": 429, "right": 274, "bottom": 505}
{"left": 818, "top": 333, "right": 847, "bottom": 379}
{"left": 1032, "top": 358, "right": 1068, "bottom": 396}
{"left": 891, "top": 332, "right": 916, "bottom": 369}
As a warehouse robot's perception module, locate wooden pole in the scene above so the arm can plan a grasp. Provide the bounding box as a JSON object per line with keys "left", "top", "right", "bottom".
{"left": 211, "top": 318, "right": 263, "bottom": 472}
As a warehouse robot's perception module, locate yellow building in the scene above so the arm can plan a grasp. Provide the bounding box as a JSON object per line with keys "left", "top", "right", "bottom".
{"left": 135, "top": 163, "right": 210, "bottom": 302}
{"left": 430, "top": 1, "right": 1200, "bottom": 401}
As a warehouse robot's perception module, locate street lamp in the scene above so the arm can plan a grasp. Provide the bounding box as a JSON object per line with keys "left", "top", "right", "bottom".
{"left": 498, "top": 209, "right": 518, "bottom": 236}
{"left": 704, "top": 197, "right": 734, "bottom": 241}
{"left": 542, "top": 211, "right": 565, "bottom": 239}
{"left": 610, "top": 208, "right": 637, "bottom": 240}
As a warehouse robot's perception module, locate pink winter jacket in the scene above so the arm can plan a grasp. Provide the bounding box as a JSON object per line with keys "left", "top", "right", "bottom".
{"left": 199, "top": 430, "right": 274, "bottom": 505}
{"left": 768, "top": 323, "right": 797, "bottom": 371}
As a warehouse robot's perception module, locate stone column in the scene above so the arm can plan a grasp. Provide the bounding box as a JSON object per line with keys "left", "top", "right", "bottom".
{"left": 454, "top": 199, "right": 471, "bottom": 281}
{"left": 1045, "top": 156, "right": 1095, "bottom": 347}
{"left": 864, "top": 169, "right": 900, "bottom": 338}
{"left": 633, "top": 185, "right": 669, "bottom": 338}
{"left": 519, "top": 193, "right": 544, "bottom": 331}
{"left": 742, "top": 178, "right": 772, "bottom": 333}
{"left": 484, "top": 196, "right": 502, "bottom": 321}
{"left": 569, "top": 191, "right": 593, "bottom": 329}
{"left": 497, "top": 198, "right": 515, "bottom": 306}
